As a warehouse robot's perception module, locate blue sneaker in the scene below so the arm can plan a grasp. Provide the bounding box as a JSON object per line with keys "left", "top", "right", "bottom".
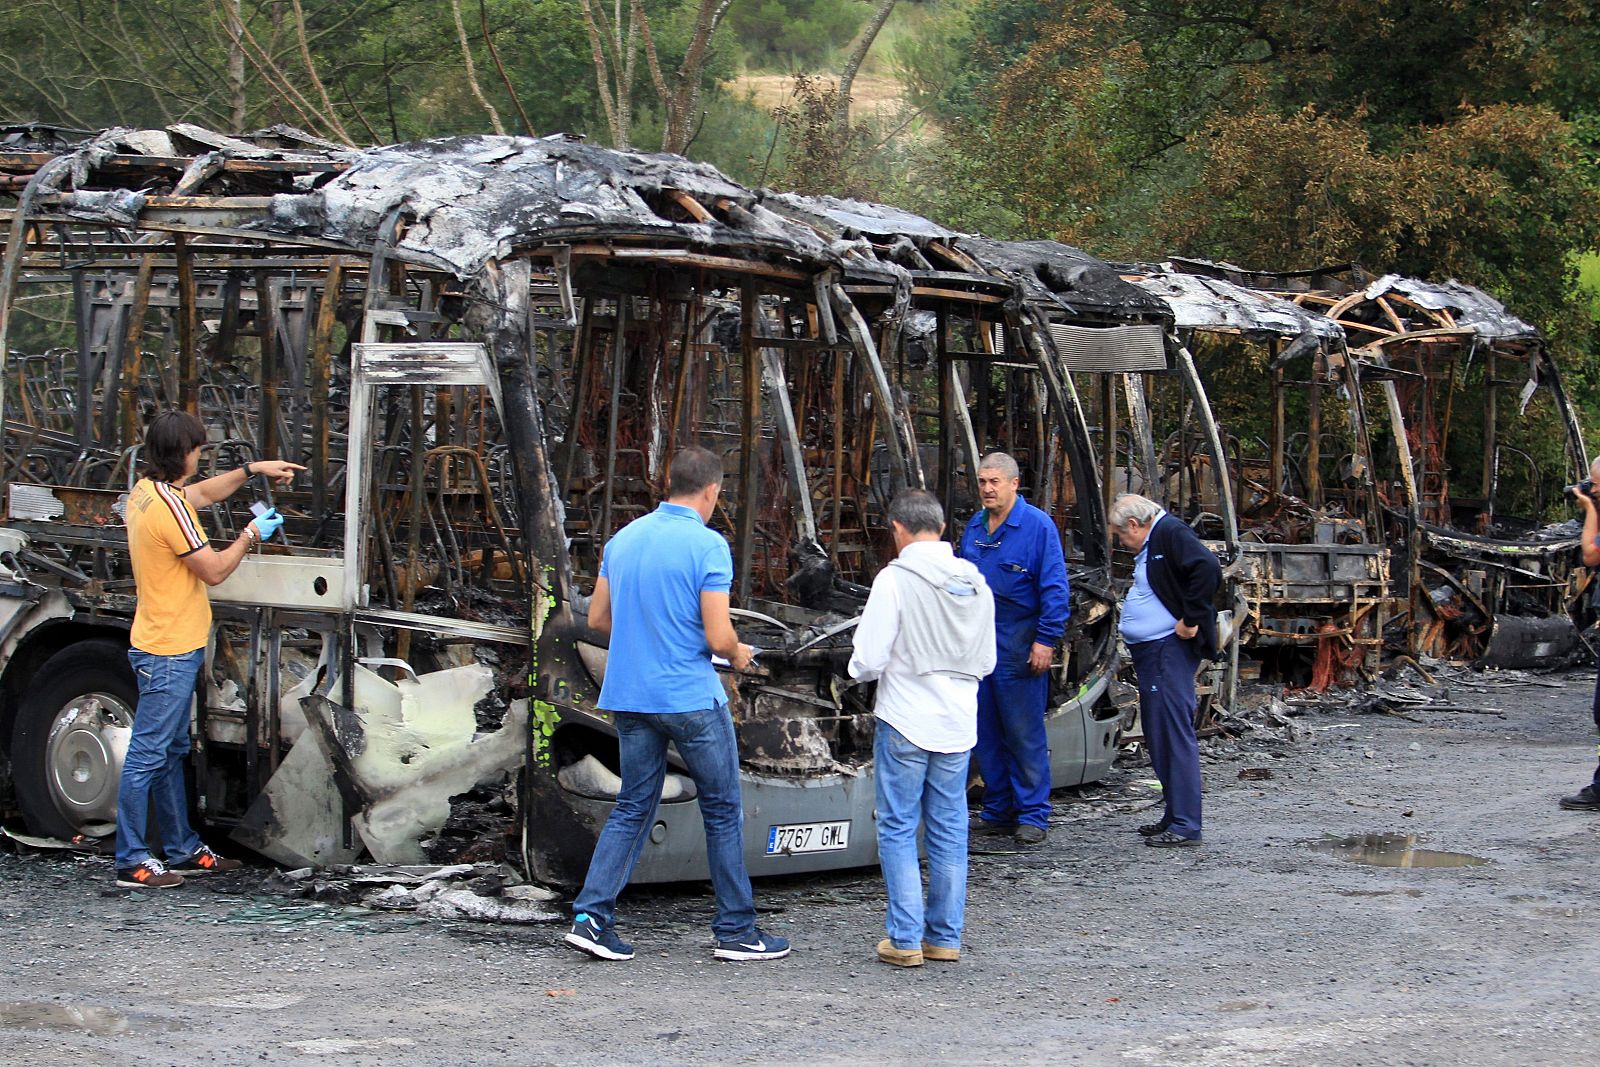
{"left": 563, "top": 913, "right": 634, "bottom": 961}
{"left": 713, "top": 927, "right": 791, "bottom": 961}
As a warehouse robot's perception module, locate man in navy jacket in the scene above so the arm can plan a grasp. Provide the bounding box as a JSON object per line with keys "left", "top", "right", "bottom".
{"left": 960, "top": 453, "right": 1071, "bottom": 845}
{"left": 1109, "top": 493, "right": 1222, "bottom": 846}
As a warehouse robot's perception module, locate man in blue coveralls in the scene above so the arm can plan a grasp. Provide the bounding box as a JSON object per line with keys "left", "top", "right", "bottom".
{"left": 960, "top": 452, "right": 1071, "bottom": 845}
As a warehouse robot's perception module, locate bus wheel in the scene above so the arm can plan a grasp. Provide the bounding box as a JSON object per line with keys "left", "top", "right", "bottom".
{"left": 11, "top": 641, "right": 137, "bottom": 841}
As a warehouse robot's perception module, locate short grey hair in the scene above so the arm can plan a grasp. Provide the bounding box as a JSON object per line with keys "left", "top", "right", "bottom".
{"left": 1109, "top": 493, "right": 1162, "bottom": 528}
{"left": 888, "top": 489, "right": 945, "bottom": 535}
{"left": 978, "top": 452, "right": 1020, "bottom": 480}
{"left": 1590, "top": 453, "right": 1600, "bottom": 476}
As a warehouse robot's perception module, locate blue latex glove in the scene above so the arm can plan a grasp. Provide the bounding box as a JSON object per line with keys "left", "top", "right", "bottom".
{"left": 250, "top": 507, "right": 284, "bottom": 542}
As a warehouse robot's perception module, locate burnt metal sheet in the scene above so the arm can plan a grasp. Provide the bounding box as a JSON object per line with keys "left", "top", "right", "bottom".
{"left": 1125, "top": 266, "right": 1344, "bottom": 343}
{"left": 1164, "top": 256, "right": 1364, "bottom": 296}
{"left": 961, "top": 238, "right": 1171, "bottom": 323}
{"left": 1362, "top": 274, "right": 1538, "bottom": 343}
{"left": 767, "top": 193, "right": 962, "bottom": 241}
{"left": 3, "top": 128, "right": 844, "bottom": 280}
{"left": 262, "top": 136, "right": 839, "bottom": 277}
{"left": 6, "top": 484, "right": 126, "bottom": 526}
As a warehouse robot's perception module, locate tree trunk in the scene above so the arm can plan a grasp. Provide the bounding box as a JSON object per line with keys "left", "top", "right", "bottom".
{"left": 835, "top": 0, "right": 896, "bottom": 135}
{"left": 450, "top": 0, "right": 505, "bottom": 134}
{"left": 660, "top": 0, "right": 735, "bottom": 155}
{"left": 226, "top": 0, "right": 247, "bottom": 131}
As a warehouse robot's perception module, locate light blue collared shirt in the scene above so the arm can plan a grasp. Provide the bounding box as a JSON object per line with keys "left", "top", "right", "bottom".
{"left": 1119, "top": 513, "right": 1179, "bottom": 644}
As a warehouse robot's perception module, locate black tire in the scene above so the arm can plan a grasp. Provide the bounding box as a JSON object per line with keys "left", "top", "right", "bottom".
{"left": 11, "top": 640, "right": 137, "bottom": 841}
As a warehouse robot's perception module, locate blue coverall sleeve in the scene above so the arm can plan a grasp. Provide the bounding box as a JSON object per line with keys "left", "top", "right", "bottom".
{"left": 1033, "top": 518, "right": 1072, "bottom": 644}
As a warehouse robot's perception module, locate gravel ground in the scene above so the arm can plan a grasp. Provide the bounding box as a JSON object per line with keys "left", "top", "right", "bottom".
{"left": 2, "top": 669, "right": 1598, "bottom": 1067}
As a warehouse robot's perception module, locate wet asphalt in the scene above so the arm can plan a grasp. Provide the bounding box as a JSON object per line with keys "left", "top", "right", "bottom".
{"left": 2, "top": 668, "right": 1598, "bottom": 1066}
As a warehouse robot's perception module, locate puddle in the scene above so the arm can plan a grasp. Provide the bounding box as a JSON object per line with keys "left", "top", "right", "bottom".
{"left": 0, "top": 1002, "right": 132, "bottom": 1036}
{"left": 1307, "top": 833, "right": 1489, "bottom": 868}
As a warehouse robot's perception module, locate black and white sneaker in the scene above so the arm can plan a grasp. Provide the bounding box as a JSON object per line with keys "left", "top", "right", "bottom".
{"left": 562, "top": 913, "right": 634, "bottom": 961}
{"left": 714, "top": 928, "right": 791, "bottom": 961}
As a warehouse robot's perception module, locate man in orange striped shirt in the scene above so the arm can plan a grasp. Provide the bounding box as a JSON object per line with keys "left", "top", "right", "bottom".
{"left": 115, "top": 410, "right": 302, "bottom": 889}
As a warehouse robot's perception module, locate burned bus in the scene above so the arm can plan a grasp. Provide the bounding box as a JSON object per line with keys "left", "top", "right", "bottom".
{"left": 1179, "top": 262, "right": 1590, "bottom": 669}
{"left": 0, "top": 126, "right": 1125, "bottom": 885}
{"left": 1118, "top": 263, "right": 1389, "bottom": 688}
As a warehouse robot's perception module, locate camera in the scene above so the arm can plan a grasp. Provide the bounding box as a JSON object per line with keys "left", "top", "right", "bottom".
{"left": 1565, "top": 478, "right": 1595, "bottom": 501}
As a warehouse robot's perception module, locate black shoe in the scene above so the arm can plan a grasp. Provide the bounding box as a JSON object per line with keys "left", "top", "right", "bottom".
{"left": 1145, "top": 830, "right": 1202, "bottom": 848}
{"left": 1559, "top": 786, "right": 1600, "bottom": 811}
{"left": 1013, "top": 824, "right": 1046, "bottom": 845}
{"left": 969, "top": 815, "right": 1015, "bottom": 835}
{"left": 1136, "top": 821, "right": 1171, "bottom": 837}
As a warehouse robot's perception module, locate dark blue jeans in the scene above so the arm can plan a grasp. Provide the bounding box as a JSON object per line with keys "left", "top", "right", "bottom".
{"left": 1129, "top": 635, "right": 1203, "bottom": 838}
{"left": 572, "top": 707, "right": 756, "bottom": 942}
{"left": 115, "top": 647, "right": 206, "bottom": 868}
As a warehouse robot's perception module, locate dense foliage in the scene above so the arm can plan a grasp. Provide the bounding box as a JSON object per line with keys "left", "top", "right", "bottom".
{"left": 1, "top": 0, "right": 1597, "bottom": 401}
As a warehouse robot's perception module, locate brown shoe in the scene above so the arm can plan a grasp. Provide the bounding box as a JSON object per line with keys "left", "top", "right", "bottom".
{"left": 116, "top": 858, "right": 185, "bottom": 889}
{"left": 921, "top": 943, "right": 960, "bottom": 962}
{"left": 169, "top": 844, "right": 242, "bottom": 875}
{"left": 876, "top": 939, "right": 924, "bottom": 967}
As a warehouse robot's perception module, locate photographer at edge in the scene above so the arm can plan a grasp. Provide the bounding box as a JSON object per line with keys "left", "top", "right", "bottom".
{"left": 1563, "top": 461, "right": 1600, "bottom": 812}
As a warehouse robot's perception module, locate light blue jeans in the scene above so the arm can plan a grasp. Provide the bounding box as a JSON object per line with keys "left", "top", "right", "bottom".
{"left": 874, "top": 720, "right": 971, "bottom": 951}
{"left": 571, "top": 706, "right": 757, "bottom": 942}
{"left": 115, "top": 647, "right": 205, "bottom": 869}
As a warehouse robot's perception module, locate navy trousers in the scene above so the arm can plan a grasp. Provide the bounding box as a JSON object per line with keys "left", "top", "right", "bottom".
{"left": 1129, "top": 635, "right": 1203, "bottom": 839}
{"left": 975, "top": 669, "right": 1052, "bottom": 829}
{"left": 1589, "top": 668, "right": 1600, "bottom": 791}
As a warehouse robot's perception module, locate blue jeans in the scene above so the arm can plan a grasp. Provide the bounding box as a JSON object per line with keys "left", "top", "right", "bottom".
{"left": 874, "top": 720, "right": 970, "bottom": 951}
{"left": 115, "top": 647, "right": 206, "bottom": 868}
{"left": 975, "top": 668, "right": 1052, "bottom": 828}
{"left": 1129, "top": 635, "right": 1203, "bottom": 838}
{"left": 572, "top": 707, "right": 756, "bottom": 942}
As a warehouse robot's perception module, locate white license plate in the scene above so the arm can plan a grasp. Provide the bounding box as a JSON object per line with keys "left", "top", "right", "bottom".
{"left": 765, "top": 820, "right": 850, "bottom": 855}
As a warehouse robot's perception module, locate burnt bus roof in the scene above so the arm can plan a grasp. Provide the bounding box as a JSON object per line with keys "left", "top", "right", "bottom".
{"left": 0, "top": 125, "right": 1545, "bottom": 344}
{"left": 960, "top": 237, "right": 1172, "bottom": 324}
{"left": 1, "top": 127, "right": 839, "bottom": 279}
{"left": 1120, "top": 262, "right": 1346, "bottom": 346}
{"left": 1356, "top": 274, "right": 1541, "bottom": 346}
{"left": 767, "top": 192, "right": 1011, "bottom": 302}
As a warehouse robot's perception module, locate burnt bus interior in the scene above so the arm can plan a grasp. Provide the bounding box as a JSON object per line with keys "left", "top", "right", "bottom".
{"left": 956, "top": 243, "right": 1249, "bottom": 719}
{"left": 1120, "top": 263, "right": 1390, "bottom": 689}
{"left": 763, "top": 198, "right": 1126, "bottom": 803}
{"left": 1185, "top": 261, "right": 1589, "bottom": 669}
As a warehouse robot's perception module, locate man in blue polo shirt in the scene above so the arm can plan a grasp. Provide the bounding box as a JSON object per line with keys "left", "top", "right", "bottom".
{"left": 563, "top": 446, "right": 790, "bottom": 963}
{"left": 960, "top": 452, "right": 1071, "bottom": 845}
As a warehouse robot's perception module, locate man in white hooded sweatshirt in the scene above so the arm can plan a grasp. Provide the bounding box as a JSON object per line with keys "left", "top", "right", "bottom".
{"left": 850, "top": 490, "right": 996, "bottom": 967}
